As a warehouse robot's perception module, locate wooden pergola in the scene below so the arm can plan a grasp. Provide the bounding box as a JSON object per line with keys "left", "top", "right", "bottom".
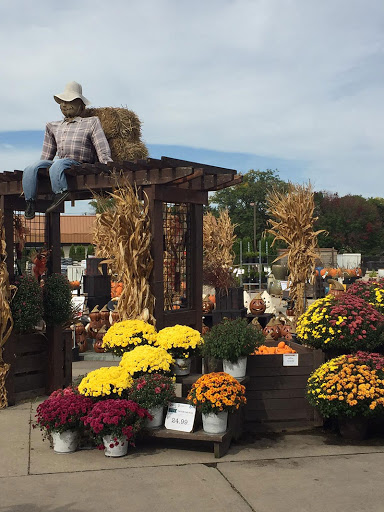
{"left": 1, "top": 156, "right": 241, "bottom": 397}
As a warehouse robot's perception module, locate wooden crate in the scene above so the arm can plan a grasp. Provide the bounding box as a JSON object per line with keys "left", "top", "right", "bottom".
{"left": 215, "top": 287, "right": 244, "bottom": 310}
{"left": 3, "top": 329, "right": 72, "bottom": 405}
{"left": 245, "top": 342, "right": 324, "bottom": 432}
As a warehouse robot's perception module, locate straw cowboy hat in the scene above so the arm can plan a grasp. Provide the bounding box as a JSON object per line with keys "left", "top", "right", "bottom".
{"left": 54, "top": 81, "right": 91, "bottom": 106}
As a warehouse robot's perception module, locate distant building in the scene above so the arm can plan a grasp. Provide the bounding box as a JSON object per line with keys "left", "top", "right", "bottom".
{"left": 22, "top": 215, "right": 96, "bottom": 258}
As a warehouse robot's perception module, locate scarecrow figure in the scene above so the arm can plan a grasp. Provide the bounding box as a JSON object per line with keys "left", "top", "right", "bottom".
{"left": 22, "top": 81, "right": 112, "bottom": 220}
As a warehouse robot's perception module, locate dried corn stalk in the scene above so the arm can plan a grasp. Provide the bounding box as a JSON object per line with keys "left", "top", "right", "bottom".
{"left": 0, "top": 210, "right": 14, "bottom": 408}
{"left": 267, "top": 183, "right": 325, "bottom": 320}
{"left": 203, "top": 209, "right": 237, "bottom": 290}
{"left": 93, "top": 178, "right": 155, "bottom": 324}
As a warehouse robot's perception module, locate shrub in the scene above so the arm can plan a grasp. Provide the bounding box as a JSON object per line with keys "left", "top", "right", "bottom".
{"left": 11, "top": 275, "right": 43, "bottom": 333}
{"left": 202, "top": 317, "right": 264, "bottom": 363}
{"left": 43, "top": 273, "right": 73, "bottom": 327}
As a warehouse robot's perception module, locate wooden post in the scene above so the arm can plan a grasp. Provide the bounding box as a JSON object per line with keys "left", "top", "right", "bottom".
{"left": 45, "top": 211, "right": 61, "bottom": 274}
{"left": 147, "top": 186, "right": 165, "bottom": 329}
{"left": 45, "top": 211, "right": 64, "bottom": 392}
{"left": 192, "top": 203, "right": 203, "bottom": 332}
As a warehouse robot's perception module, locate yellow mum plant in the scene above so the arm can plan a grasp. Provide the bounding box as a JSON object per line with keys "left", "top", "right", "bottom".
{"left": 78, "top": 366, "right": 133, "bottom": 398}
{"left": 102, "top": 319, "right": 158, "bottom": 357}
{"left": 187, "top": 372, "right": 246, "bottom": 414}
{"left": 119, "top": 345, "right": 174, "bottom": 377}
{"left": 156, "top": 324, "right": 203, "bottom": 359}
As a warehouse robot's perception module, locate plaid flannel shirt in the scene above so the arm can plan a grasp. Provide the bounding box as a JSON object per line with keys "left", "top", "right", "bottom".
{"left": 40, "top": 116, "right": 112, "bottom": 164}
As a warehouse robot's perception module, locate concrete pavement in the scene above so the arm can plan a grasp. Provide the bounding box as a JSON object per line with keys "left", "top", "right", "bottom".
{"left": 2, "top": 396, "right": 384, "bottom": 511}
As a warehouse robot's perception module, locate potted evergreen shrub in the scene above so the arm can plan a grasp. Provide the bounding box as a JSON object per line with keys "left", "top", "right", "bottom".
{"left": 43, "top": 273, "right": 73, "bottom": 327}
{"left": 202, "top": 317, "right": 264, "bottom": 378}
{"left": 11, "top": 275, "right": 43, "bottom": 333}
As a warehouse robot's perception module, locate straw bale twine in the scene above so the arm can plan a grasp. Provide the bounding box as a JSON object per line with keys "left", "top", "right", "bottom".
{"left": 82, "top": 106, "right": 148, "bottom": 161}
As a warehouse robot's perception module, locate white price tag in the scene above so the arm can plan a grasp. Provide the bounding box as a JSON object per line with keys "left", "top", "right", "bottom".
{"left": 165, "top": 402, "right": 196, "bottom": 432}
{"left": 283, "top": 353, "right": 299, "bottom": 366}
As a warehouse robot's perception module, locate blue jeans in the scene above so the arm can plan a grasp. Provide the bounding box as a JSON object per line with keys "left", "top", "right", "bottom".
{"left": 22, "top": 158, "right": 80, "bottom": 200}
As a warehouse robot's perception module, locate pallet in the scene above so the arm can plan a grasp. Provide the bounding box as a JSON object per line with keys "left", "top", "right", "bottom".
{"left": 147, "top": 427, "right": 232, "bottom": 458}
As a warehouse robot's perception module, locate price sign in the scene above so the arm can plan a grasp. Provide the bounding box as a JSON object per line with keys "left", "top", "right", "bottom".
{"left": 165, "top": 402, "right": 196, "bottom": 432}
{"left": 283, "top": 353, "right": 299, "bottom": 366}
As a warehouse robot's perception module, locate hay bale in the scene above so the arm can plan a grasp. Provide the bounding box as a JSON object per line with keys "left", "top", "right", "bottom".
{"left": 109, "top": 139, "right": 149, "bottom": 161}
{"left": 82, "top": 106, "right": 148, "bottom": 161}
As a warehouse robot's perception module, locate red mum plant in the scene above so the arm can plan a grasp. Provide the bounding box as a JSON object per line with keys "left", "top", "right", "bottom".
{"left": 352, "top": 351, "right": 384, "bottom": 371}
{"left": 346, "top": 279, "right": 384, "bottom": 313}
{"left": 81, "top": 399, "right": 151, "bottom": 449}
{"left": 34, "top": 393, "right": 93, "bottom": 439}
{"left": 297, "top": 294, "right": 384, "bottom": 353}
{"left": 128, "top": 374, "right": 176, "bottom": 410}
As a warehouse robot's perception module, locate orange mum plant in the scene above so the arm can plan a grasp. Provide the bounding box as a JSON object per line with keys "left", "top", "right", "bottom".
{"left": 187, "top": 372, "right": 246, "bottom": 415}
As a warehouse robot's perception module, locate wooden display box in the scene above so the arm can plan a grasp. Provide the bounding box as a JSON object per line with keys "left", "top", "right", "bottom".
{"left": 245, "top": 342, "right": 324, "bottom": 432}
{"left": 3, "top": 329, "right": 72, "bottom": 405}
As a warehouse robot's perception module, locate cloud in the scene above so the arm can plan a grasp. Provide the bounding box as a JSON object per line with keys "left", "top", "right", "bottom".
{"left": 0, "top": 0, "right": 383, "bottom": 197}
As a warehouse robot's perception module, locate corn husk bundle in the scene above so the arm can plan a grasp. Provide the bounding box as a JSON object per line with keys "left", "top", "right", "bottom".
{"left": 203, "top": 209, "right": 237, "bottom": 290}
{"left": 0, "top": 210, "right": 14, "bottom": 408}
{"left": 266, "top": 183, "right": 325, "bottom": 321}
{"left": 92, "top": 178, "right": 155, "bottom": 324}
{"left": 82, "top": 107, "right": 148, "bottom": 161}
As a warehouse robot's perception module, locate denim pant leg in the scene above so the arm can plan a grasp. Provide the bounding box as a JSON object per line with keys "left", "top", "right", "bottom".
{"left": 22, "top": 160, "right": 53, "bottom": 201}
{"left": 49, "top": 159, "right": 80, "bottom": 194}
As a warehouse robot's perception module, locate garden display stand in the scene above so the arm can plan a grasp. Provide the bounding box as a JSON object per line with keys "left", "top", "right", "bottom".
{"left": 0, "top": 157, "right": 240, "bottom": 400}
{"left": 245, "top": 341, "right": 324, "bottom": 432}
{"left": 147, "top": 374, "right": 248, "bottom": 458}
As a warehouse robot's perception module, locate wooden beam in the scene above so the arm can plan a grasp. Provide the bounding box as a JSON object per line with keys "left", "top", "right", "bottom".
{"left": 172, "top": 169, "right": 204, "bottom": 185}
{"left": 3, "top": 197, "right": 64, "bottom": 213}
{"left": 161, "top": 156, "right": 236, "bottom": 175}
{"left": 213, "top": 174, "right": 243, "bottom": 191}
{"left": 149, "top": 185, "right": 208, "bottom": 205}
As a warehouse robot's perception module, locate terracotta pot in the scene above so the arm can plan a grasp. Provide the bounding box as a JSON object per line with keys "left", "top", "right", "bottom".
{"left": 263, "top": 322, "right": 281, "bottom": 340}
{"left": 249, "top": 294, "right": 266, "bottom": 315}
{"left": 89, "top": 310, "right": 100, "bottom": 322}
{"left": 111, "top": 311, "right": 120, "bottom": 324}
{"left": 202, "top": 299, "right": 214, "bottom": 313}
{"left": 77, "top": 334, "right": 88, "bottom": 353}
{"left": 202, "top": 324, "right": 210, "bottom": 335}
{"left": 94, "top": 338, "right": 105, "bottom": 353}
{"left": 100, "top": 310, "right": 110, "bottom": 327}
{"left": 75, "top": 323, "right": 84, "bottom": 335}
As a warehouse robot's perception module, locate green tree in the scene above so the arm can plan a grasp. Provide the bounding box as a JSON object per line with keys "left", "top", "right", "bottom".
{"left": 87, "top": 244, "right": 95, "bottom": 256}
{"left": 89, "top": 196, "right": 115, "bottom": 213}
{"left": 314, "top": 192, "right": 384, "bottom": 255}
{"left": 209, "top": 169, "right": 287, "bottom": 247}
{"left": 69, "top": 245, "right": 76, "bottom": 260}
{"left": 76, "top": 246, "right": 86, "bottom": 261}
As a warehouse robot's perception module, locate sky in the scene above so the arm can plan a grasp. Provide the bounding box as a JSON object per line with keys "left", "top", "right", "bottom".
{"left": 0, "top": 0, "right": 383, "bottom": 214}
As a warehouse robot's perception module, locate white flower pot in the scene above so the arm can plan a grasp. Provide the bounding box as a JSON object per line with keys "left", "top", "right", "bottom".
{"left": 103, "top": 435, "right": 128, "bottom": 457}
{"left": 223, "top": 356, "right": 247, "bottom": 379}
{"left": 51, "top": 430, "right": 79, "bottom": 453}
{"left": 146, "top": 405, "right": 164, "bottom": 429}
{"left": 173, "top": 358, "right": 191, "bottom": 376}
{"left": 202, "top": 411, "right": 228, "bottom": 434}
